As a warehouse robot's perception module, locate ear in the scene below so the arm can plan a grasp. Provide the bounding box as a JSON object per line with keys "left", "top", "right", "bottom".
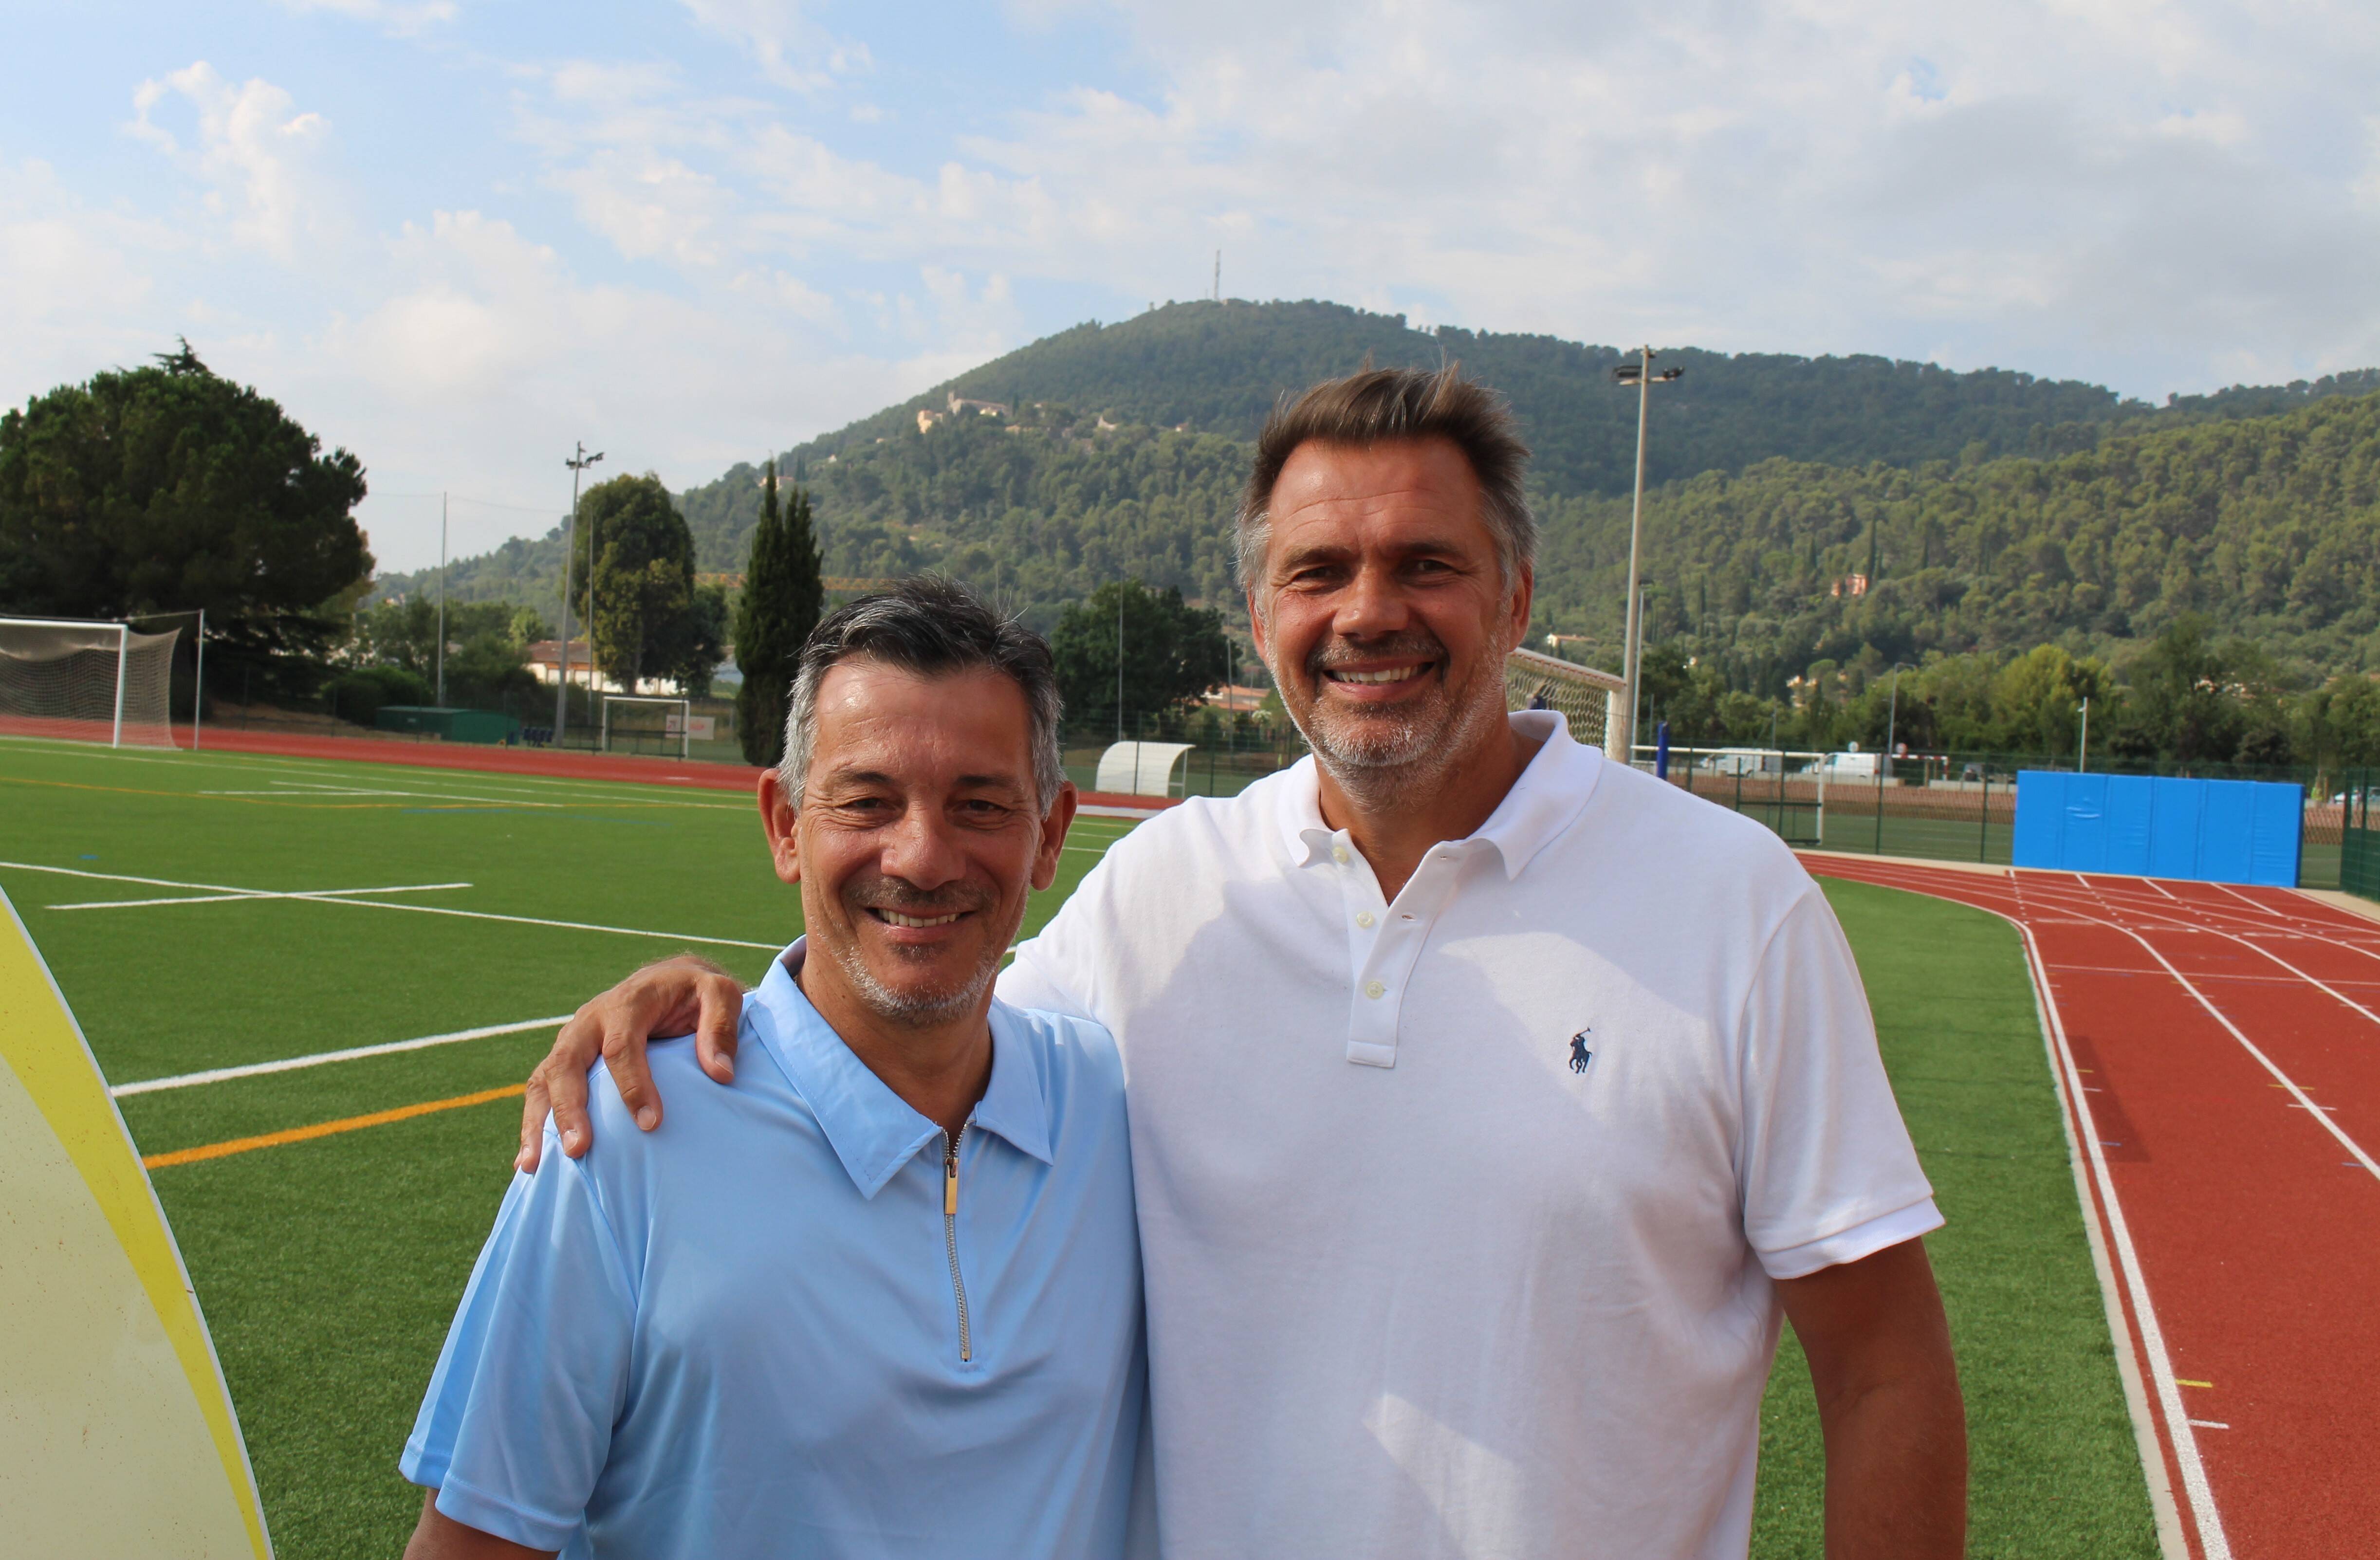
{"left": 757, "top": 769, "right": 801, "bottom": 885}
{"left": 1030, "top": 780, "right": 1079, "bottom": 893}
{"left": 1246, "top": 586, "right": 1271, "bottom": 665}
{"left": 1502, "top": 562, "right": 1535, "bottom": 655}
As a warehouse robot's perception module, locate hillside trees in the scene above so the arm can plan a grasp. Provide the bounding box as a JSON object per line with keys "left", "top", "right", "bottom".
{"left": 1050, "top": 581, "right": 1231, "bottom": 729}
{"left": 733, "top": 461, "right": 823, "bottom": 766}
{"left": 0, "top": 343, "right": 371, "bottom": 692}
{"left": 571, "top": 473, "right": 722, "bottom": 695}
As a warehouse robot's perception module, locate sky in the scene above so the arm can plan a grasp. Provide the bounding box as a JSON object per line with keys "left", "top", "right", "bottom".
{"left": 5, "top": 0, "right": 2377, "bottom": 574}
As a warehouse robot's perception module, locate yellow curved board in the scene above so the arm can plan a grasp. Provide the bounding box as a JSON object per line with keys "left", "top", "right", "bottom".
{"left": 0, "top": 885, "right": 272, "bottom": 1558}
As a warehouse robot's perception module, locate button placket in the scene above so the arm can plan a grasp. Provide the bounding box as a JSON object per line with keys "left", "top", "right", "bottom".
{"left": 1344, "top": 845, "right": 1467, "bottom": 1068}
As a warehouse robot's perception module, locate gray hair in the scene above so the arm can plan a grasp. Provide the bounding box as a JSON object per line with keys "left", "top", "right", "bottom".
{"left": 1234, "top": 364, "right": 1536, "bottom": 607}
{"left": 777, "top": 576, "right": 1066, "bottom": 811}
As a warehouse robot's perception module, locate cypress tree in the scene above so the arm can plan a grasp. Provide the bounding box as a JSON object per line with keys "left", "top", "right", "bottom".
{"left": 735, "top": 462, "right": 792, "bottom": 765}
{"left": 732, "top": 460, "right": 827, "bottom": 767}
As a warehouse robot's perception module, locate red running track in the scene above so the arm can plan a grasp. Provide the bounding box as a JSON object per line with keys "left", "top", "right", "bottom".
{"left": 37, "top": 724, "right": 1179, "bottom": 814}
{"left": 1802, "top": 854, "right": 2380, "bottom": 1560}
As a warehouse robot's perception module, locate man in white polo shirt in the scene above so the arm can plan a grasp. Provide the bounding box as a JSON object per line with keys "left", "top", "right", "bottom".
{"left": 523, "top": 367, "right": 1967, "bottom": 1558}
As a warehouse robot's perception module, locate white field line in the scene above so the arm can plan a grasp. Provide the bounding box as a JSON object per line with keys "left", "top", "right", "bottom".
{"left": 0, "top": 859, "right": 781, "bottom": 952}
{"left": 2012, "top": 910, "right": 2228, "bottom": 1560}
{"left": 52, "top": 881, "right": 473, "bottom": 911}
{"left": 111, "top": 1015, "right": 575, "bottom": 1097}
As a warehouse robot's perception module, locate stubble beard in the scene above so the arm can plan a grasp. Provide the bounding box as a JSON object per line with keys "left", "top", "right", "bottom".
{"left": 825, "top": 875, "right": 1016, "bottom": 1029}
{"left": 1288, "top": 630, "right": 1512, "bottom": 808}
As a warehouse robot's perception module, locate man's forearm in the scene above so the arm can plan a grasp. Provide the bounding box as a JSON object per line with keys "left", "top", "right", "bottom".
{"left": 403, "top": 1490, "right": 554, "bottom": 1559}
{"left": 1814, "top": 1366, "right": 1968, "bottom": 1558}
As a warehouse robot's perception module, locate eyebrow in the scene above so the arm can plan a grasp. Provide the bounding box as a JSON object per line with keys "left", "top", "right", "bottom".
{"left": 818, "top": 767, "right": 1029, "bottom": 794}
{"left": 1274, "top": 534, "right": 1478, "bottom": 574}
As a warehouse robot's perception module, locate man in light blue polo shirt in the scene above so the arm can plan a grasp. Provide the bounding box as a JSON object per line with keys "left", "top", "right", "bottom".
{"left": 398, "top": 580, "right": 1144, "bottom": 1559}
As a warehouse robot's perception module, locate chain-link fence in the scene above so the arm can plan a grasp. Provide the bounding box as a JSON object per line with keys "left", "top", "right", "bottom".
{"left": 1635, "top": 747, "right": 2349, "bottom": 888}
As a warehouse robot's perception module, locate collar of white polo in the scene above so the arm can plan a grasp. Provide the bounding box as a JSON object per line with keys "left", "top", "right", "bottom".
{"left": 1279, "top": 709, "right": 1603, "bottom": 882}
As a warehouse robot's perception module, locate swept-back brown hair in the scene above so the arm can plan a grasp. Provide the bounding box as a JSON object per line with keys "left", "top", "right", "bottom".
{"left": 1234, "top": 363, "right": 1534, "bottom": 600}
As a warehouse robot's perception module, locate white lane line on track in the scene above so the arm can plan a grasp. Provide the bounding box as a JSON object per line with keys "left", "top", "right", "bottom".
{"left": 110, "top": 1015, "right": 577, "bottom": 1096}
{"left": 51, "top": 881, "right": 474, "bottom": 911}
{"left": 2012, "top": 906, "right": 2231, "bottom": 1560}
{"left": 1808, "top": 856, "right": 2218, "bottom": 1559}
{"left": 2034, "top": 878, "right": 2380, "bottom": 1014}
{"left": 0, "top": 859, "right": 781, "bottom": 952}
{"left": 2047, "top": 880, "right": 2380, "bottom": 1187}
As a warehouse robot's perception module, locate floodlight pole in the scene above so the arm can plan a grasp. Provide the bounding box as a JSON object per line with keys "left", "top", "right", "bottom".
{"left": 436, "top": 491, "right": 449, "bottom": 707}
{"left": 1115, "top": 586, "right": 1125, "bottom": 745}
{"left": 1612, "top": 348, "right": 1683, "bottom": 763}
{"left": 2078, "top": 697, "right": 2090, "bottom": 774}
{"left": 556, "top": 444, "right": 604, "bottom": 739}
{"left": 192, "top": 608, "right": 205, "bottom": 751}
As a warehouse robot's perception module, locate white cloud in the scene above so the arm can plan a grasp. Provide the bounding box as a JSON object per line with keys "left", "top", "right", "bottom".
{"left": 677, "top": 0, "right": 871, "bottom": 92}
{"left": 128, "top": 62, "right": 345, "bottom": 262}
{"left": 275, "top": 0, "right": 458, "bottom": 34}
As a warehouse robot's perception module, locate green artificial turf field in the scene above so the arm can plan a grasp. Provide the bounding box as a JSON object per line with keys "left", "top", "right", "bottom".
{"left": 0, "top": 735, "right": 2157, "bottom": 1558}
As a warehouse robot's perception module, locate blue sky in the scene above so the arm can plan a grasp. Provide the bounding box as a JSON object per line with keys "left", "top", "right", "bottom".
{"left": 6, "top": 0, "right": 2378, "bottom": 573}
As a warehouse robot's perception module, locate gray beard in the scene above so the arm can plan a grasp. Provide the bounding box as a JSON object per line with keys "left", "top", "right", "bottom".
{"left": 1292, "top": 667, "right": 1512, "bottom": 807}
{"left": 822, "top": 932, "right": 1003, "bottom": 1029}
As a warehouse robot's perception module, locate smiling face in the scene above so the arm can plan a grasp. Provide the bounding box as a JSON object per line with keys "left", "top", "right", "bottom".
{"left": 760, "top": 659, "right": 1070, "bottom": 1030}
{"left": 1249, "top": 436, "right": 1532, "bottom": 778}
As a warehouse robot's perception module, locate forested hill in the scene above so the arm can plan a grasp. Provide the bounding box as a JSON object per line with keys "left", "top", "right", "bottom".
{"left": 380, "top": 298, "right": 2380, "bottom": 685}
{"left": 1533, "top": 387, "right": 2380, "bottom": 691}
{"left": 681, "top": 300, "right": 2380, "bottom": 529}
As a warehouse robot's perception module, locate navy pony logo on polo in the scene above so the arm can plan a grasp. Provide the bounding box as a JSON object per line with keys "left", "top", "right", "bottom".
{"left": 1568, "top": 1030, "right": 1592, "bottom": 1074}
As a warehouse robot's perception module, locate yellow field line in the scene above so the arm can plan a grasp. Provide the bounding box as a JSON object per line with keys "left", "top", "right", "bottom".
{"left": 143, "top": 1083, "right": 526, "bottom": 1169}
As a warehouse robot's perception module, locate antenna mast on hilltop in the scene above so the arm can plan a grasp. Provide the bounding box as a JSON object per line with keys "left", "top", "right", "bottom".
{"left": 1213, "top": 250, "right": 1220, "bottom": 302}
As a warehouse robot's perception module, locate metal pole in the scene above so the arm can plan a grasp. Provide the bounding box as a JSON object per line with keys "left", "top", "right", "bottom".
{"left": 2078, "top": 697, "right": 2090, "bottom": 773}
{"left": 192, "top": 608, "right": 205, "bottom": 751}
{"left": 436, "top": 492, "right": 449, "bottom": 707}
{"left": 1115, "top": 586, "right": 1125, "bottom": 746}
{"left": 557, "top": 443, "right": 605, "bottom": 741}
{"left": 111, "top": 622, "right": 127, "bottom": 747}
{"left": 1885, "top": 666, "right": 1901, "bottom": 777}
{"left": 1619, "top": 346, "right": 1651, "bottom": 761}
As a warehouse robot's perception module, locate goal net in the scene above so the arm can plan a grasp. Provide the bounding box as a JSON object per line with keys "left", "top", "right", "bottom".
{"left": 0, "top": 619, "right": 181, "bottom": 748}
{"left": 600, "top": 695, "right": 693, "bottom": 759}
{"left": 1504, "top": 645, "right": 1623, "bottom": 753}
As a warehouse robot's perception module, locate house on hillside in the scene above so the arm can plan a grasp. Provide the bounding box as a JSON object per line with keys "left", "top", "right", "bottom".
{"left": 947, "top": 392, "right": 1009, "bottom": 417}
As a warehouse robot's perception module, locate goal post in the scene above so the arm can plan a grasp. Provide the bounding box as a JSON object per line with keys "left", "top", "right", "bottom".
{"left": 599, "top": 694, "right": 693, "bottom": 759}
{"left": 1504, "top": 646, "right": 1625, "bottom": 756}
{"left": 0, "top": 617, "right": 181, "bottom": 749}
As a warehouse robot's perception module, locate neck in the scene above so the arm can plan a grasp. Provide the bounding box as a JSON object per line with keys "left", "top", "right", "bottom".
{"left": 794, "top": 949, "right": 995, "bottom": 1140}
{"left": 1313, "top": 711, "right": 1540, "bottom": 901}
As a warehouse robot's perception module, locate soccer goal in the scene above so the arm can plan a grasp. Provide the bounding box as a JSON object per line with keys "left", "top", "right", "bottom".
{"left": 1504, "top": 646, "right": 1624, "bottom": 755}
{"left": 0, "top": 617, "right": 182, "bottom": 748}
{"left": 599, "top": 694, "right": 693, "bottom": 759}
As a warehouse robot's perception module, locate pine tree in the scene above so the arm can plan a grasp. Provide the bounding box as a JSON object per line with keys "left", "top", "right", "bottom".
{"left": 733, "top": 461, "right": 826, "bottom": 767}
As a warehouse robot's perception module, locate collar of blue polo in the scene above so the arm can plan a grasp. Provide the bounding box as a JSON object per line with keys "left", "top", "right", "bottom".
{"left": 745, "top": 938, "right": 1055, "bottom": 1199}
{"left": 1279, "top": 709, "right": 1602, "bottom": 881}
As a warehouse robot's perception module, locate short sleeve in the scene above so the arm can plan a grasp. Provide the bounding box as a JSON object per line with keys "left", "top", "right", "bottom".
{"left": 1736, "top": 888, "right": 1940, "bottom": 1278}
{"left": 1000, "top": 862, "right": 1116, "bottom": 1026}
{"left": 400, "top": 1131, "right": 637, "bottom": 1551}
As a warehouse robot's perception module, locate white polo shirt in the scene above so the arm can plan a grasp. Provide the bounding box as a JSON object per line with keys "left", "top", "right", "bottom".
{"left": 999, "top": 710, "right": 1938, "bottom": 1560}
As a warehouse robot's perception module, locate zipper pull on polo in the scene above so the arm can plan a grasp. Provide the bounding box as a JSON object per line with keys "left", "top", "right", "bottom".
{"left": 944, "top": 1136, "right": 959, "bottom": 1216}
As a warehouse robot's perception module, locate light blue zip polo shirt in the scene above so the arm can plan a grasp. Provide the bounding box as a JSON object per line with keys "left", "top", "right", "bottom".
{"left": 401, "top": 939, "right": 1146, "bottom": 1559}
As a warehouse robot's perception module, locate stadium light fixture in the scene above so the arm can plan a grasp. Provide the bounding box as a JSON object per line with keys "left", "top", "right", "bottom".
{"left": 556, "top": 444, "right": 605, "bottom": 741}
{"left": 1612, "top": 348, "right": 1684, "bottom": 763}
